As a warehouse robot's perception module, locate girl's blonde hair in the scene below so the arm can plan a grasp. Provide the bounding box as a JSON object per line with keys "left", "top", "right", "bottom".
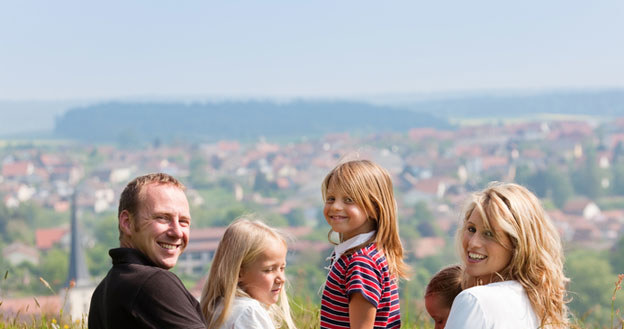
{"left": 457, "top": 182, "right": 569, "bottom": 328}
{"left": 321, "top": 159, "right": 409, "bottom": 280}
{"left": 200, "top": 217, "right": 296, "bottom": 329}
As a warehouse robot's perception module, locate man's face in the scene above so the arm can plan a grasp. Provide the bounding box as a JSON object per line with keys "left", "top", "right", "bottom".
{"left": 121, "top": 183, "right": 191, "bottom": 269}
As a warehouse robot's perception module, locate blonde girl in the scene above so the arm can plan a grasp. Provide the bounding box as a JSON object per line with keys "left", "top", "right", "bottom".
{"left": 200, "top": 218, "right": 296, "bottom": 329}
{"left": 320, "top": 160, "right": 409, "bottom": 329}
{"left": 445, "top": 182, "right": 569, "bottom": 329}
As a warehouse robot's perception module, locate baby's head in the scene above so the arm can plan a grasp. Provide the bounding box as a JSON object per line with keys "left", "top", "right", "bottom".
{"left": 424, "top": 265, "right": 463, "bottom": 329}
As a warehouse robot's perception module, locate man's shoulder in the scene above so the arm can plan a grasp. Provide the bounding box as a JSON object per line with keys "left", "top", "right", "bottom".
{"left": 140, "top": 267, "right": 187, "bottom": 289}
{"left": 108, "top": 248, "right": 180, "bottom": 283}
{"left": 98, "top": 256, "right": 188, "bottom": 298}
{"left": 115, "top": 265, "right": 189, "bottom": 299}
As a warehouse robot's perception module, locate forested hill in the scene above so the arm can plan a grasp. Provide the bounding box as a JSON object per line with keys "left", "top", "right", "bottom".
{"left": 402, "top": 89, "right": 624, "bottom": 118}
{"left": 53, "top": 101, "right": 451, "bottom": 143}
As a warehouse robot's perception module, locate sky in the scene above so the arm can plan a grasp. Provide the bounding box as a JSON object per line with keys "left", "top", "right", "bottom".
{"left": 1, "top": 1, "right": 624, "bottom": 101}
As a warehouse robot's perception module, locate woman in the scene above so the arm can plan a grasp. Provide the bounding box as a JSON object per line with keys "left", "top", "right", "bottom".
{"left": 444, "top": 182, "right": 569, "bottom": 329}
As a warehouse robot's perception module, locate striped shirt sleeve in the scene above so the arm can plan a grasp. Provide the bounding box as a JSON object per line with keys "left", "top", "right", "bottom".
{"left": 345, "top": 253, "right": 382, "bottom": 307}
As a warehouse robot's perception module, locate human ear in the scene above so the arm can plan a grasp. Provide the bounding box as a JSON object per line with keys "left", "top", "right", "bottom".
{"left": 119, "top": 210, "right": 134, "bottom": 236}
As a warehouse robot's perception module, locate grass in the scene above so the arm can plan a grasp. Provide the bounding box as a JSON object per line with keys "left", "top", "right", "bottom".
{"left": 1, "top": 272, "right": 623, "bottom": 329}
{"left": 0, "top": 272, "right": 86, "bottom": 329}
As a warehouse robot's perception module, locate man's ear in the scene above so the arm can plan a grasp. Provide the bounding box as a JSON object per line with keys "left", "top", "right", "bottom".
{"left": 119, "top": 210, "right": 134, "bottom": 237}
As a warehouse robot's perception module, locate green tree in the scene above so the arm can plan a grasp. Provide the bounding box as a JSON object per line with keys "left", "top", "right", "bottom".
{"left": 610, "top": 235, "right": 624, "bottom": 273}
{"left": 93, "top": 214, "right": 119, "bottom": 249}
{"left": 6, "top": 219, "right": 34, "bottom": 244}
{"left": 524, "top": 170, "right": 548, "bottom": 197}
{"left": 611, "top": 163, "right": 624, "bottom": 195}
{"left": 614, "top": 141, "right": 624, "bottom": 164}
{"left": 544, "top": 166, "right": 574, "bottom": 208}
{"left": 286, "top": 208, "right": 307, "bottom": 226}
{"left": 86, "top": 147, "right": 106, "bottom": 171}
{"left": 0, "top": 203, "right": 9, "bottom": 241}
{"left": 116, "top": 129, "right": 141, "bottom": 149}
{"left": 566, "top": 249, "right": 615, "bottom": 325}
{"left": 253, "top": 172, "right": 276, "bottom": 195}
{"left": 413, "top": 201, "right": 434, "bottom": 222}
{"left": 400, "top": 265, "right": 432, "bottom": 317}
{"left": 412, "top": 201, "right": 439, "bottom": 237}
{"left": 262, "top": 212, "right": 289, "bottom": 227}
{"left": 189, "top": 154, "right": 211, "bottom": 188}
{"left": 571, "top": 145, "right": 604, "bottom": 199}
{"left": 514, "top": 164, "right": 533, "bottom": 187}
{"left": 288, "top": 249, "right": 328, "bottom": 304}
{"left": 87, "top": 244, "right": 113, "bottom": 277}
{"left": 13, "top": 201, "right": 68, "bottom": 228}
{"left": 39, "top": 248, "right": 69, "bottom": 291}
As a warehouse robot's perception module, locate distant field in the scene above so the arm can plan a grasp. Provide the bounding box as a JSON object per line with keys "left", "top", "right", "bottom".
{"left": 451, "top": 113, "right": 601, "bottom": 126}
{"left": 0, "top": 139, "right": 76, "bottom": 148}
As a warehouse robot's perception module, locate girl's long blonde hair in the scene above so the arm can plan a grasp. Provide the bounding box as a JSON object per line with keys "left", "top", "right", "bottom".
{"left": 200, "top": 217, "right": 296, "bottom": 329}
{"left": 457, "top": 182, "right": 569, "bottom": 328}
{"left": 321, "top": 159, "right": 410, "bottom": 280}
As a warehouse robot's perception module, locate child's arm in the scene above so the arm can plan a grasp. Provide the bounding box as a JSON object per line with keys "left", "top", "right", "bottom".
{"left": 349, "top": 292, "right": 376, "bottom": 329}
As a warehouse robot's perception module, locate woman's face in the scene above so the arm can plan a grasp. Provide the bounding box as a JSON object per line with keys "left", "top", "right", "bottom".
{"left": 461, "top": 209, "right": 513, "bottom": 285}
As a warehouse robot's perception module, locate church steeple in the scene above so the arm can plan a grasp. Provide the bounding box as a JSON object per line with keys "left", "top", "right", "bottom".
{"left": 66, "top": 189, "right": 90, "bottom": 287}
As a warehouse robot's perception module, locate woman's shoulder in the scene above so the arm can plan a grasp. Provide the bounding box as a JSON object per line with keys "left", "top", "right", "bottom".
{"left": 462, "top": 280, "right": 525, "bottom": 298}
{"left": 449, "top": 280, "right": 538, "bottom": 328}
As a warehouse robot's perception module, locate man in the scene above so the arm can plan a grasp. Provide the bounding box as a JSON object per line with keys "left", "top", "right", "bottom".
{"left": 89, "top": 173, "right": 206, "bottom": 329}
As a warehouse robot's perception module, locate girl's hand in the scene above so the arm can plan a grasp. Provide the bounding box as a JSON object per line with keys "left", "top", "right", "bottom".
{"left": 349, "top": 292, "right": 376, "bottom": 329}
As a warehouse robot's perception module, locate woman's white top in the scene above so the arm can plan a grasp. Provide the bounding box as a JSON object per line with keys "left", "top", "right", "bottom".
{"left": 444, "top": 280, "right": 539, "bottom": 329}
{"left": 217, "top": 296, "right": 275, "bottom": 329}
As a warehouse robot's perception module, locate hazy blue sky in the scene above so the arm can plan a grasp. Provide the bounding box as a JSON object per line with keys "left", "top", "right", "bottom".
{"left": 1, "top": 1, "right": 623, "bottom": 100}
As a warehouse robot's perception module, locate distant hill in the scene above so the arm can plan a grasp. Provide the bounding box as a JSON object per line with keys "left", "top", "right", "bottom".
{"left": 0, "top": 100, "right": 86, "bottom": 137}
{"left": 397, "top": 89, "right": 624, "bottom": 118}
{"left": 54, "top": 101, "right": 451, "bottom": 143}
{"left": 39, "top": 89, "right": 624, "bottom": 143}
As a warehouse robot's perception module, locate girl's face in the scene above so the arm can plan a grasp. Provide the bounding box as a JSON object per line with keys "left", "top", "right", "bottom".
{"left": 424, "top": 293, "right": 450, "bottom": 329}
{"left": 323, "top": 179, "right": 375, "bottom": 240}
{"left": 238, "top": 238, "right": 287, "bottom": 305}
{"left": 461, "top": 209, "right": 513, "bottom": 284}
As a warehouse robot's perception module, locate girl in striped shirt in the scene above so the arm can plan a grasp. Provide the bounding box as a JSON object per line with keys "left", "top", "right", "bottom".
{"left": 320, "top": 160, "right": 410, "bottom": 329}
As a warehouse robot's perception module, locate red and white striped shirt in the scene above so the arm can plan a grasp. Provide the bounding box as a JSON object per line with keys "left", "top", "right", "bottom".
{"left": 320, "top": 243, "right": 401, "bottom": 328}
